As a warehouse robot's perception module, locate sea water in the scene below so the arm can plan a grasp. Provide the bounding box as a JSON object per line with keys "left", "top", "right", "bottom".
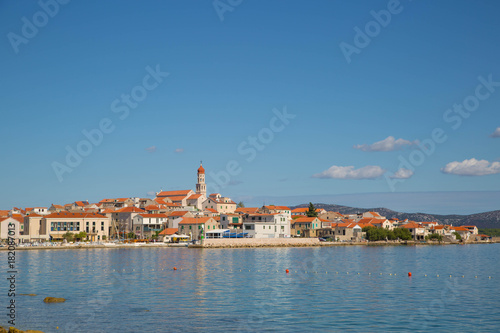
{"left": 1, "top": 244, "right": 499, "bottom": 332}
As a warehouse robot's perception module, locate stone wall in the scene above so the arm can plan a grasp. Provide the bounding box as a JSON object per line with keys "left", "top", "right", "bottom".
{"left": 200, "top": 238, "right": 321, "bottom": 248}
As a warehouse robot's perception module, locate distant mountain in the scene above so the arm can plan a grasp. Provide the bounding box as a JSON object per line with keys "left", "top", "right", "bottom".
{"left": 291, "top": 203, "right": 500, "bottom": 229}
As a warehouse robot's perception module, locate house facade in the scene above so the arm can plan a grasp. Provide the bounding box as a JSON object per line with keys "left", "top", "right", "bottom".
{"left": 132, "top": 213, "right": 168, "bottom": 238}
{"left": 42, "top": 212, "right": 110, "bottom": 241}
{"left": 291, "top": 217, "right": 323, "bottom": 237}
{"left": 178, "top": 217, "right": 219, "bottom": 240}
{"left": 242, "top": 213, "right": 290, "bottom": 238}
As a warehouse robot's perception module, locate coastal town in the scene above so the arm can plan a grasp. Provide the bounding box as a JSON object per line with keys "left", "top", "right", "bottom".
{"left": 0, "top": 163, "right": 492, "bottom": 247}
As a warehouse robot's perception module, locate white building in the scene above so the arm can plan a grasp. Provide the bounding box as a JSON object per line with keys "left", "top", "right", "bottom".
{"left": 132, "top": 213, "right": 168, "bottom": 238}
{"left": 0, "top": 217, "right": 21, "bottom": 243}
{"left": 242, "top": 213, "right": 290, "bottom": 238}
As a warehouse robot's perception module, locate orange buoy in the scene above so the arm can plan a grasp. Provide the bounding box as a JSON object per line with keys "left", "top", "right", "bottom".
{"left": 173, "top": 267, "right": 177, "bottom": 270}
{"left": 408, "top": 272, "right": 412, "bottom": 277}
{"left": 286, "top": 269, "right": 289, "bottom": 274}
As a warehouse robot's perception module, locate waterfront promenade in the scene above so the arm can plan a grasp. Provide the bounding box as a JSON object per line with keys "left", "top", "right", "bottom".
{"left": 2, "top": 238, "right": 497, "bottom": 251}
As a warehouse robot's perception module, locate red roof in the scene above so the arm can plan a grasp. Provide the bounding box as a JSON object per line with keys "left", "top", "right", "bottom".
{"left": 178, "top": 217, "right": 214, "bottom": 225}
{"left": 198, "top": 164, "right": 205, "bottom": 174}
{"left": 114, "top": 207, "right": 144, "bottom": 213}
{"left": 159, "top": 228, "right": 178, "bottom": 236}
{"left": 187, "top": 194, "right": 202, "bottom": 200}
{"left": 137, "top": 214, "right": 168, "bottom": 218}
{"left": 401, "top": 222, "right": 423, "bottom": 229}
{"left": 44, "top": 212, "right": 108, "bottom": 219}
{"left": 235, "top": 207, "right": 259, "bottom": 214}
{"left": 100, "top": 198, "right": 129, "bottom": 203}
{"left": 156, "top": 190, "right": 192, "bottom": 197}
{"left": 168, "top": 196, "right": 188, "bottom": 202}
{"left": 292, "top": 217, "right": 318, "bottom": 224}
{"left": 170, "top": 211, "right": 190, "bottom": 217}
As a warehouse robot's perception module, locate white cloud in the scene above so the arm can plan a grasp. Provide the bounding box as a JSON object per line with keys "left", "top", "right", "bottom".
{"left": 312, "top": 165, "right": 385, "bottom": 179}
{"left": 491, "top": 127, "right": 500, "bottom": 138}
{"left": 145, "top": 146, "right": 156, "bottom": 153}
{"left": 442, "top": 158, "right": 500, "bottom": 176}
{"left": 354, "top": 136, "right": 418, "bottom": 152}
{"left": 174, "top": 148, "right": 184, "bottom": 153}
{"left": 389, "top": 168, "right": 414, "bottom": 179}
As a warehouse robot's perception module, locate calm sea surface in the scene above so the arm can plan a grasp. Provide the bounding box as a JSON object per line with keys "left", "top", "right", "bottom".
{"left": 1, "top": 244, "right": 499, "bottom": 332}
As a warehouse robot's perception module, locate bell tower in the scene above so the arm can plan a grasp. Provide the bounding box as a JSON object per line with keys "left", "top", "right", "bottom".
{"left": 196, "top": 161, "right": 206, "bottom": 196}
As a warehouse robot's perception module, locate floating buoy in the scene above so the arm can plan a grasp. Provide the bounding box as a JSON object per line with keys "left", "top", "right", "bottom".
{"left": 173, "top": 267, "right": 177, "bottom": 270}
{"left": 286, "top": 269, "right": 289, "bottom": 274}
{"left": 408, "top": 272, "right": 412, "bottom": 277}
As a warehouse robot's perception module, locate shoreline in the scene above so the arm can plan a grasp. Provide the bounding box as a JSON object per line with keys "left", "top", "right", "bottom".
{"left": 1, "top": 239, "right": 497, "bottom": 251}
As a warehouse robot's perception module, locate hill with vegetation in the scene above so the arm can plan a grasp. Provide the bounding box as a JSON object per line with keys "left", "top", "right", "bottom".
{"left": 291, "top": 203, "right": 500, "bottom": 229}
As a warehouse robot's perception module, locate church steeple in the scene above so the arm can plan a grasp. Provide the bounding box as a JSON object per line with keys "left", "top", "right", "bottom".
{"left": 196, "top": 162, "right": 206, "bottom": 196}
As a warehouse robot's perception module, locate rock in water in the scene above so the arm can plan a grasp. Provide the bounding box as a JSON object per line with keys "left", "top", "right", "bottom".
{"left": 43, "top": 297, "right": 66, "bottom": 303}
{"left": 9, "top": 328, "right": 24, "bottom": 333}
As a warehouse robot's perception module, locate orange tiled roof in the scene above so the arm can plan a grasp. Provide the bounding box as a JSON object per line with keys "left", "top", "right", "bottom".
{"left": 168, "top": 196, "right": 188, "bottom": 202}
{"left": 137, "top": 213, "right": 168, "bottom": 218}
{"left": 292, "top": 217, "right": 318, "bottom": 223}
{"left": 187, "top": 194, "right": 203, "bottom": 200}
{"left": 44, "top": 212, "right": 108, "bottom": 219}
{"left": 169, "top": 211, "right": 190, "bottom": 217}
{"left": 235, "top": 207, "right": 259, "bottom": 214}
{"left": 178, "top": 217, "right": 214, "bottom": 225}
{"left": 159, "top": 228, "right": 178, "bottom": 236}
{"left": 157, "top": 190, "right": 192, "bottom": 197}
{"left": 198, "top": 164, "right": 205, "bottom": 174}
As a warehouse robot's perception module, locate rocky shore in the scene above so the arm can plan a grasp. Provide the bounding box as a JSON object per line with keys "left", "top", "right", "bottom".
{"left": 0, "top": 327, "right": 43, "bottom": 333}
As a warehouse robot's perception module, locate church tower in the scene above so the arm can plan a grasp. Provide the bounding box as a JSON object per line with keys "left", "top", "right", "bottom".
{"left": 196, "top": 162, "right": 206, "bottom": 197}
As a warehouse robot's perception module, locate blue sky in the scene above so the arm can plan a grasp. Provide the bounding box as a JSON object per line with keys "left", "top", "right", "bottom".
{"left": 1, "top": 0, "right": 499, "bottom": 214}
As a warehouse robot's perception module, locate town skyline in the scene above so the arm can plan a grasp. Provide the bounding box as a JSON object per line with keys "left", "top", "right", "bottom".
{"left": 1, "top": 1, "right": 499, "bottom": 215}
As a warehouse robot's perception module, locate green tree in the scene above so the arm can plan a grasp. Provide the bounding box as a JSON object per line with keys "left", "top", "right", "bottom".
{"left": 102, "top": 235, "right": 107, "bottom": 241}
{"left": 306, "top": 202, "right": 318, "bottom": 217}
{"left": 237, "top": 201, "right": 245, "bottom": 208}
{"left": 62, "top": 232, "right": 74, "bottom": 242}
{"left": 127, "top": 232, "right": 136, "bottom": 239}
{"left": 425, "top": 233, "right": 443, "bottom": 241}
{"left": 75, "top": 231, "right": 87, "bottom": 241}
{"left": 393, "top": 228, "right": 412, "bottom": 240}
{"left": 453, "top": 231, "right": 462, "bottom": 241}
{"left": 152, "top": 230, "right": 161, "bottom": 240}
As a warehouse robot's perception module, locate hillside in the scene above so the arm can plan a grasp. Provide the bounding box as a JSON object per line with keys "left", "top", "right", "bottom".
{"left": 291, "top": 203, "right": 500, "bottom": 228}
